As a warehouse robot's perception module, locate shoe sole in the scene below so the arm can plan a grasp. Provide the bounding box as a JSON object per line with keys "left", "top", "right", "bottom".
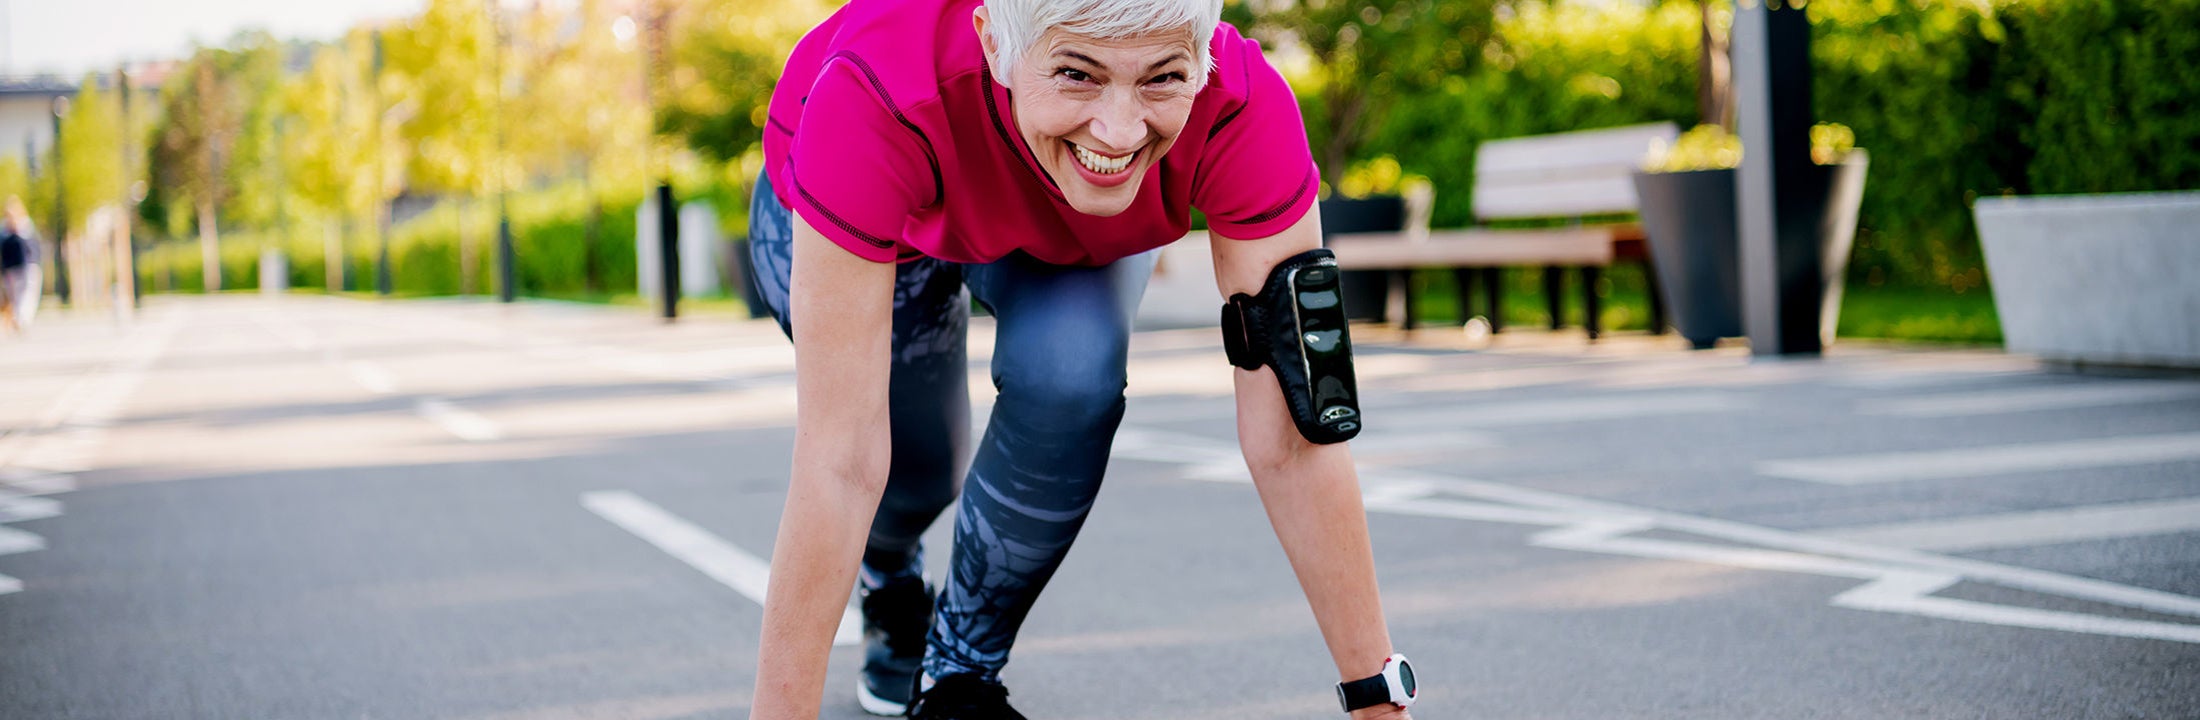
{"left": 856, "top": 680, "right": 908, "bottom": 716}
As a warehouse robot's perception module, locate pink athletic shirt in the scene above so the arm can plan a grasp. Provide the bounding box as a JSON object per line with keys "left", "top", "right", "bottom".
{"left": 763, "top": 0, "right": 1320, "bottom": 266}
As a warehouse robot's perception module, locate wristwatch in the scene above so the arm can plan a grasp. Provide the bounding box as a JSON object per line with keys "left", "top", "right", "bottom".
{"left": 1336, "top": 653, "right": 1416, "bottom": 713}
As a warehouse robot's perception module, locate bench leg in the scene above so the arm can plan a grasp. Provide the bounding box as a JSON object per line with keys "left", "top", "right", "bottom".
{"left": 1392, "top": 269, "right": 1417, "bottom": 331}
{"left": 1641, "top": 257, "right": 1667, "bottom": 335}
{"left": 1452, "top": 268, "right": 1477, "bottom": 326}
{"left": 1582, "top": 266, "right": 1602, "bottom": 341}
{"left": 1482, "top": 268, "right": 1504, "bottom": 334}
{"left": 1543, "top": 266, "right": 1565, "bottom": 330}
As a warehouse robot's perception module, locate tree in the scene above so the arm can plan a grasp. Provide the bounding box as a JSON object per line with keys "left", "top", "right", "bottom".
{"left": 1226, "top": 0, "right": 1497, "bottom": 184}
{"left": 385, "top": 0, "right": 500, "bottom": 293}
{"left": 146, "top": 35, "right": 284, "bottom": 291}
{"left": 284, "top": 37, "right": 382, "bottom": 291}
{"left": 58, "top": 76, "right": 127, "bottom": 234}
{"left": 662, "top": 0, "right": 836, "bottom": 166}
{"left": 507, "top": 0, "right": 652, "bottom": 291}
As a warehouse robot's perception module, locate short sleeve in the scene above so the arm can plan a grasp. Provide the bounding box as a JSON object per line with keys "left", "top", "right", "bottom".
{"left": 786, "top": 58, "right": 939, "bottom": 263}
{"left": 1192, "top": 39, "right": 1320, "bottom": 240}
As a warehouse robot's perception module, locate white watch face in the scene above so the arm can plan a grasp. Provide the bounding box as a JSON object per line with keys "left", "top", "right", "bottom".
{"left": 1384, "top": 655, "right": 1418, "bottom": 708}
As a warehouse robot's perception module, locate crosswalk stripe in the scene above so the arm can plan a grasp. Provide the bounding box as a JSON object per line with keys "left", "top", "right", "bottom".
{"left": 1858, "top": 382, "right": 2200, "bottom": 418}
{"left": 1816, "top": 497, "right": 2200, "bottom": 552}
{"left": 1757, "top": 431, "right": 2200, "bottom": 485}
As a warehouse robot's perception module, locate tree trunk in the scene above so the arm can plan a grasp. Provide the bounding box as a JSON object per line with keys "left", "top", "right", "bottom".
{"left": 325, "top": 219, "right": 344, "bottom": 293}
{"left": 1699, "top": 0, "right": 1735, "bottom": 130}
{"left": 582, "top": 167, "right": 599, "bottom": 294}
{"left": 459, "top": 199, "right": 476, "bottom": 296}
{"left": 199, "top": 201, "right": 222, "bottom": 292}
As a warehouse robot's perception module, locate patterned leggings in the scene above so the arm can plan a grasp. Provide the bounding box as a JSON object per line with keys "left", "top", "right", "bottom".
{"left": 747, "top": 172, "right": 1154, "bottom": 680}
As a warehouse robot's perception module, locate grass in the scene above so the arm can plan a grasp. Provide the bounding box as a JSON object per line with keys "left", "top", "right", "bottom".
{"left": 1834, "top": 285, "right": 2002, "bottom": 344}
{"left": 1394, "top": 266, "right": 2003, "bottom": 345}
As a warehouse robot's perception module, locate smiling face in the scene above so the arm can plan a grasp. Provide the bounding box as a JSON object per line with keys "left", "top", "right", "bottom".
{"left": 977, "top": 8, "right": 1201, "bottom": 217}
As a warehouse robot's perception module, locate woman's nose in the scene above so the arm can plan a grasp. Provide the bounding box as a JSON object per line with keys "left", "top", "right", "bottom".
{"left": 1087, "top": 90, "right": 1146, "bottom": 152}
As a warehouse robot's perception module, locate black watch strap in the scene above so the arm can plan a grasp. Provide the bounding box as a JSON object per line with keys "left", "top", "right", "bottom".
{"left": 1337, "top": 674, "right": 1389, "bottom": 712}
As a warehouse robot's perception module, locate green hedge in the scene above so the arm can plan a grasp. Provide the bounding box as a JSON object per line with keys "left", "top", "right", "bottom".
{"left": 139, "top": 183, "right": 644, "bottom": 298}
{"left": 1358, "top": 0, "right": 2200, "bottom": 291}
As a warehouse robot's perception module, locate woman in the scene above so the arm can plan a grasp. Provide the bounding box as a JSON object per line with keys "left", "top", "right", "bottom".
{"left": 748, "top": 0, "right": 1416, "bottom": 717}
{"left": 0, "top": 197, "right": 41, "bottom": 333}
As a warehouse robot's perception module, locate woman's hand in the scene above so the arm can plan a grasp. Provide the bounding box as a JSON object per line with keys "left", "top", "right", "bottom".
{"left": 747, "top": 214, "right": 897, "bottom": 720}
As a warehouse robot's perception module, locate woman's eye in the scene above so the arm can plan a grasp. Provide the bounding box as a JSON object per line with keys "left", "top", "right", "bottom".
{"left": 1148, "top": 72, "right": 1187, "bottom": 86}
{"left": 1058, "top": 68, "right": 1093, "bottom": 83}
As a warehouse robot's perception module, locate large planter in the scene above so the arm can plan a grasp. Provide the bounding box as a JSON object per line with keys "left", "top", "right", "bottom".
{"left": 1974, "top": 191, "right": 2200, "bottom": 369}
{"left": 1319, "top": 195, "right": 1404, "bottom": 322}
{"left": 1632, "top": 151, "right": 1870, "bottom": 349}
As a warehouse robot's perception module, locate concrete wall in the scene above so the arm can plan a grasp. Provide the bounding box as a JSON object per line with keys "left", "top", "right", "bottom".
{"left": 0, "top": 94, "right": 61, "bottom": 167}
{"left": 1975, "top": 191, "right": 2200, "bottom": 369}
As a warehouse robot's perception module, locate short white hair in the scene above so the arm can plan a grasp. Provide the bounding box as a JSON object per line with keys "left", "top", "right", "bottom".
{"left": 984, "top": 0, "right": 1223, "bottom": 85}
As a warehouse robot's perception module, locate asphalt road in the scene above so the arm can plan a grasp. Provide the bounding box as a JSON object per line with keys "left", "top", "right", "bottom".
{"left": 1, "top": 295, "right": 2195, "bottom": 719}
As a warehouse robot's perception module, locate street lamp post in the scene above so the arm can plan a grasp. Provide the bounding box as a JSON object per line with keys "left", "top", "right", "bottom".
{"left": 492, "top": 0, "right": 516, "bottom": 304}
{"left": 645, "top": 0, "right": 678, "bottom": 322}
{"left": 1731, "top": 0, "right": 1820, "bottom": 356}
{"left": 374, "top": 30, "right": 394, "bottom": 297}
{"left": 51, "top": 95, "right": 70, "bottom": 306}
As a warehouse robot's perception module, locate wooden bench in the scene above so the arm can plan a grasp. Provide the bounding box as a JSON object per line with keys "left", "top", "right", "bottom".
{"left": 1325, "top": 122, "right": 1680, "bottom": 340}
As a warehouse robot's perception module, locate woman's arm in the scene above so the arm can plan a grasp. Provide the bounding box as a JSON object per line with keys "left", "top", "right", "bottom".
{"left": 1211, "top": 206, "right": 1411, "bottom": 720}
{"left": 748, "top": 212, "right": 897, "bottom": 720}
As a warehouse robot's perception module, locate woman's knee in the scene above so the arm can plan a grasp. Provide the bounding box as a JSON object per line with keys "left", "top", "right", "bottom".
{"left": 993, "top": 336, "right": 1130, "bottom": 425}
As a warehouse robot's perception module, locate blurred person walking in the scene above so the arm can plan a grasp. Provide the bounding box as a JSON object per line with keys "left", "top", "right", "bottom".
{"left": 746, "top": 0, "right": 1415, "bottom": 718}
{"left": 1, "top": 197, "right": 42, "bottom": 334}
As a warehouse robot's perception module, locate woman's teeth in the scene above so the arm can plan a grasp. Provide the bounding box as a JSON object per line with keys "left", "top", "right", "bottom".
{"left": 1072, "top": 143, "right": 1134, "bottom": 175}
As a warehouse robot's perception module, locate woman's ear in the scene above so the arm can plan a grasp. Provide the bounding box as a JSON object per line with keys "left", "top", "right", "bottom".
{"left": 972, "top": 6, "right": 996, "bottom": 61}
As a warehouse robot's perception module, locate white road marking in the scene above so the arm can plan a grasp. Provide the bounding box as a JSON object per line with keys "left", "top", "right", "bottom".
{"left": 1815, "top": 497, "right": 2200, "bottom": 553}
{"left": 1857, "top": 381, "right": 2200, "bottom": 418}
{"left": 250, "top": 312, "right": 318, "bottom": 351}
{"left": 346, "top": 361, "right": 397, "bottom": 395}
{"left": 1831, "top": 571, "right": 2200, "bottom": 644}
{"left": 1757, "top": 432, "right": 2200, "bottom": 485}
{"left": 1114, "top": 427, "right": 2200, "bottom": 644}
{"left": 1381, "top": 392, "right": 1748, "bottom": 429}
{"left": 415, "top": 398, "right": 504, "bottom": 442}
{"left": 1, "top": 473, "right": 76, "bottom": 496}
{"left": 581, "top": 490, "right": 861, "bottom": 646}
{"left": 0, "top": 490, "right": 62, "bottom": 523}
{"left": 0, "top": 310, "right": 181, "bottom": 599}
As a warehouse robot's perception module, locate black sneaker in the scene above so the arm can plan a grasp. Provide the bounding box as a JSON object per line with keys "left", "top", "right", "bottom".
{"left": 905, "top": 674, "right": 1028, "bottom": 720}
{"left": 855, "top": 576, "right": 933, "bottom": 716}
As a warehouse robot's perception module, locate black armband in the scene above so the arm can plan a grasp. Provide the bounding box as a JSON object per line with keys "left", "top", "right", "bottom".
{"left": 1221, "top": 248, "right": 1362, "bottom": 444}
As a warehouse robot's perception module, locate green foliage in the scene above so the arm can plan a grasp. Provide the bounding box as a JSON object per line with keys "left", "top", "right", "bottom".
{"left": 386, "top": 0, "right": 501, "bottom": 198}
{"left": 1808, "top": 0, "right": 2009, "bottom": 289}
{"left": 1642, "top": 123, "right": 1745, "bottom": 173}
{"left": 284, "top": 37, "right": 380, "bottom": 220}
{"left": 1639, "top": 122, "right": 1855, "bottom": 172}
{"left": 1324, "top": 0, "right": 2198, "bottom": 291}
{"left": 1362, "top": 0, "right": 1700, "bottom": 227}
{"left": 1230, "top": 0, "right": 1499, "bottom": 183}
{"left": 1995, "top": 0, "right": 2200, "bottom": 195}
{"left": 59, "top": 76, "right": 128, "bottom": 233}
{"left": 662, "top": 0, "right": 838, "bottom": 166}
{"left": 146, "top": 35, "right": 286, "bottom": 239}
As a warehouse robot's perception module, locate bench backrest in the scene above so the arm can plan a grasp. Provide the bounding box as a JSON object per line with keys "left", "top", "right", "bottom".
{"left": 1470, "top": 122, "right": 1680, "bottom": 222}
